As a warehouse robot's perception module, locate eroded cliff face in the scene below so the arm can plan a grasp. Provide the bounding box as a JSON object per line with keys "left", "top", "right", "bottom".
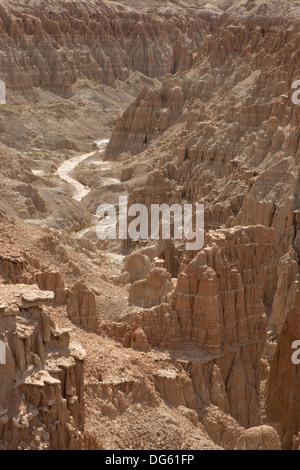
{"left": 101, "top": 0, "right": 300, "bottom": 449}
{"left": 266, "top": 289, "right": 300, "bottom": 450}
{"left": 0, "top": 0, "right": 209, "bottom": 97}
{"left": 106, "top": 0, "right": 300, "bottom": 337}
{"left": 118, "top": 225, "right": 273, "bottom": 429}
{"left": 0, "top": 284, "right": 86, "bottom": 450}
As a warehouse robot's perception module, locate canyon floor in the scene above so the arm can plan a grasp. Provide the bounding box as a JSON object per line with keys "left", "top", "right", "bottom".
{"left": 0, "top": 0, "right": 299, "bottom": 451}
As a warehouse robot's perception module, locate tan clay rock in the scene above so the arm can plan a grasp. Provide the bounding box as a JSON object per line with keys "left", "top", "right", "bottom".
{"left": 266, "top": 289, "right": 300, "bottom": 449}
{"left": 122, "top": 253, "right": 152, "bottom": 283}
{"left": 0, "top": 284, "right": 85, "bottom": 450}
{"left": 128, "top": 267, "right": 174, "bottom": 308}
{"left": 67, "top": 281, "right": 99, "bottom": 330}
{"left": 236, "top": 425, "right": 281, "bottom": 450}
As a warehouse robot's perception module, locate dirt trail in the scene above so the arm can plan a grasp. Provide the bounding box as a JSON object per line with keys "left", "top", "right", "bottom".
{"left": 60, "top": 141, "right": 126, "bottom": 263}
{"left": 25, "top": 139, "right": 110, "bottom": 227}
{"left": 55, "top": 152, "right": 95, "bottom": 201}
{"left": 55, "top": 139, "right": 111, "bottom": 201}
{"left": 55, "top": 138, "right": 120, "bottom": 204}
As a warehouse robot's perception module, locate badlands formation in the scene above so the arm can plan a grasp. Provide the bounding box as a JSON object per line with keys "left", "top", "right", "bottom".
{"left": 0, "top": 0, "right": 299, "bottom": 451}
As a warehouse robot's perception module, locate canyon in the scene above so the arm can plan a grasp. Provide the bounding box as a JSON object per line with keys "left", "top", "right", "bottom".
{"left": 0, "top": 0, "right": 299, "bottom": 451}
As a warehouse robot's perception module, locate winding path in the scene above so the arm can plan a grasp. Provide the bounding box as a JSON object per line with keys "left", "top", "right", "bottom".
{"left": 55, "top": 139, "right": 109, "bottom": 201}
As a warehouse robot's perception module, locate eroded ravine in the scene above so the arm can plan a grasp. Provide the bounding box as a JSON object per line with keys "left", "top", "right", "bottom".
{"left": 57, "top": 138, "right": 126, "bottom": 266}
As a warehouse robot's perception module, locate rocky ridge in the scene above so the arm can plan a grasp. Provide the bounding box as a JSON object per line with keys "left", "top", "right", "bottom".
{"left": 0, "top": 283, "right": 86, "bottom": 450}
